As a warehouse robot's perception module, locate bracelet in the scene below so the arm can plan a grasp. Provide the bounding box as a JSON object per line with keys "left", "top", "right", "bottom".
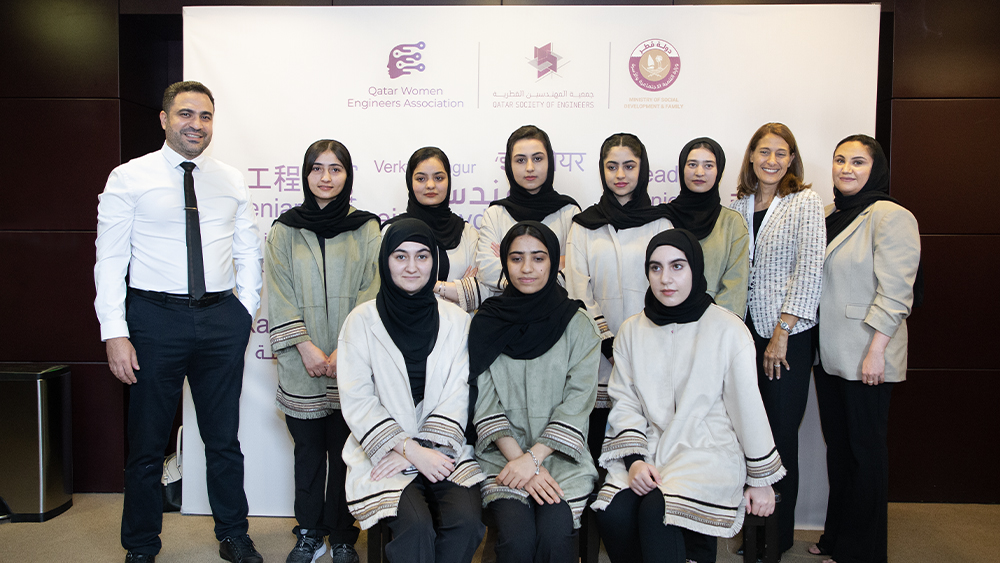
{"left": 526, "top": 450, "right": 540, "bottom": 475}
{"left": 402, "top": 437, "right": 411, "bottom": 459}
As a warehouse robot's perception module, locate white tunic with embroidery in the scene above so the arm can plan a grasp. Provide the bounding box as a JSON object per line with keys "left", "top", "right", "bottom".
{"left": 592, "top": 305, "right": 786, "bottom": 537}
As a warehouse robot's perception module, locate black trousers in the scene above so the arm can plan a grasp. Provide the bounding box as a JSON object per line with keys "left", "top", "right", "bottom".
{"left": 384, "top": 477, "right": 484, "bottom": 563}
{"left": 747, "top": 315, "right": 814, "bottom": 554}
{"left": 284, "top": 411, "right": 359, "bottom": 545}
{"left": 587, "top": 407, "right": 610, "bottom": 464}
{"left": 814, "top": 365, "right": 893, "bottom": 563}
{"left": 490, "top": 498, "right": 577, "bottom": 563}
{"left": 595, "top": 489, "right": 686, "bottom": 563}
{"left": 122, "top": 292, "right": 253, "bottom": 555}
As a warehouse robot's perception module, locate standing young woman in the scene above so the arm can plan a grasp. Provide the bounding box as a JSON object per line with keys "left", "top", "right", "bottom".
{"left": 471, "top": 221, "right": 600, "bottom": 563}
{"left": 337, "top": 219, "right": 486, "bottom": 563}
{"left": 812, "top": 135, "right": 920, "bottom": 563}
{"left": 266, "top": 139, "right": 381, "bottom": 563}
{"left": 564, "top": 133, "right": 673, "bottom": 461}
{"left": 730, "top": 123, "right": 825, "bottom": 556}
{"left": 592, "top": 229, "right": 785, "bottom": 563}
{"left": 476, "top": 125, "right": 580, "bottom": 295}
{"left": 384, "top": 147, "right": 490, "bottom": 312}
{"left": 668, "top": 137, "right": 749, "bottom": 316}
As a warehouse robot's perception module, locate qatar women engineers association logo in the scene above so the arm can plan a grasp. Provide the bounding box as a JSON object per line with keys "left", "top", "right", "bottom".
{"left": 629, "top": 39, "right": 681, "bottom": 91}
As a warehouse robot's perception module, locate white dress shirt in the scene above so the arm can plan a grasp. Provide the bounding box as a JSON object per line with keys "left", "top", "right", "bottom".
{"left": 95, "top": 143, "right": 263, "bottom": 341}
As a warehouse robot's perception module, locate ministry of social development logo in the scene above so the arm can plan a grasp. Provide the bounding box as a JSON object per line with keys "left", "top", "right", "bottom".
{"left": 387, "top": 41, "right": 426, "bottom": 79}
{"left": 629, "top": 39, "right": 681, "bottom": 91}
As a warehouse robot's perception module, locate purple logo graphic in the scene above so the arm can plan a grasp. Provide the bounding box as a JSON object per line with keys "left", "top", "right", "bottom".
{"left": 529, "top": 43, "right": 563, "bottom": 79}
{"left": 388, "top": 41, "right": 426, "bottom": 79}
{"left": 629, "top": 39, "right": 681, "bottom": 92}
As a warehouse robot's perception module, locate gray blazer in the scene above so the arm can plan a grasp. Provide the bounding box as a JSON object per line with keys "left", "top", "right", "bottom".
{"left": 732, "top": 189, "right": 826, "bottom": 337}
{"left": 818, "top": 201, "right": 920, "bottom": 383}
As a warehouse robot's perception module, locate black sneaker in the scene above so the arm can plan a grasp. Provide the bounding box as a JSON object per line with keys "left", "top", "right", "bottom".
{"left": 329, "top": 543, "right": 360, "bottom": 563}
{"left": 125, "top": 553, "right": 155, "bottom": 563}
{"left": 220, "top": 533, "right": 264, "bottom": 563}
{"left": 286, "top": 529, "right": 326, "bottom": 563}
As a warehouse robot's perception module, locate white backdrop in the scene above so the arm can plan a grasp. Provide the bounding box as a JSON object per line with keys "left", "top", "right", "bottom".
{"left": 180, "top": 5, "right": 880, "bottom": 529}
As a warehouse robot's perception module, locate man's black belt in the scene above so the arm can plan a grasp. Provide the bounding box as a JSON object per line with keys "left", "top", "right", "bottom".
{"left": 130, "top": 288, "right": 232, "bottom": 308}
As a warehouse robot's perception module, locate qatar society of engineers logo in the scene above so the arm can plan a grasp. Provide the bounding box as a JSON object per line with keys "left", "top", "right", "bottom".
{"left": 629, "top": 39, "right": 681, "bottom": 91}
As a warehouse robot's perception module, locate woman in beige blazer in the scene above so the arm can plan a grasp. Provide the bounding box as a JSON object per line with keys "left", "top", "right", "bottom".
{"left": 811, "top": 135, "right": 920, "bottom": 563}
{"left": 730, "top": 123, "right": 825, "bottom": 556}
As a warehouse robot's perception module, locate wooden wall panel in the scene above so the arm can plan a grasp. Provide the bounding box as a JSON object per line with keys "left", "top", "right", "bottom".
{"left": 0, "top": 0, "right": 118, "bottom": 98}
{"left": 893, "top": 0, "right": 1000, "bottom": 98}
{"left": 906, "top": 235, "right": 999, "bottom": 370}
{"left": 889, "top": 99, "right": 1000, "bottom": 235}
{"left": 68, "top": 363, "right": 126, "bottom": 492}
{"left": 0, "top": 232, "right": 104, "bottom": 363}
{"left": 0, "top": 99, "right": 120, "bottom": 231}
{"left": 888, "top": 370, "right": 1000, "bottom": 503}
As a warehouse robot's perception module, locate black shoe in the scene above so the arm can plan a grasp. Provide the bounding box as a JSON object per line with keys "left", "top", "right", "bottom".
{"left": 220, "top": 534, "right": 264, "bottom": 563}
{"left": 286, "top": 529, "right": 326, "bottom": 563}
{"left": 329, "top": 543, "right": 360, "bottom": 563}
{"left": 125, "top": 553, "right": 155, "bottom": 563}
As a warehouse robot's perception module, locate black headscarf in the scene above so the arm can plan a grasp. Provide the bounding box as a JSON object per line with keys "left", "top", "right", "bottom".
{"left": 489, "top": 126, "right": 578, "bottom": 222}
{"left": 273, "top": 141, "right": 380, "bottom": 237}
{"left": 375, "top": 219, "right": 440, "bottom": 403}
{"left": 573, "top": 133, "right": 674, "bottom": 231}
{"left": 825, "top": 135, "right": 923, "bottom": 307}
{"left": 468, "top": 220, "right": 585, "bottom": 378}
{"left": 643, "top": 228, "right": 715, "bottom": 326}
{"left": 826, "top": 137, "right": 898, "bottom": 244}
{"left": 660, "top": 137, "right": 726, "bottom": 240}
{"left": 384, "top": 148, "right": 466, "bottom": 280}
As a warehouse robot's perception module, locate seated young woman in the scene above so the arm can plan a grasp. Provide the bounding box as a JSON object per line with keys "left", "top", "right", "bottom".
{"left": 470, "top": 220, "right": 600, "bottom": 563}
{"left": 592, "top": 228, "right": 786, "bottom": 563}
{"left": 337, "top": 218, "right": 485, "bottom": 563}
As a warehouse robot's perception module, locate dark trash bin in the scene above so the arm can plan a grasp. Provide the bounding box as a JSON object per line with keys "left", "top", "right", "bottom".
{"left": 0, "top": 364, "right": 73, "bottom": 522}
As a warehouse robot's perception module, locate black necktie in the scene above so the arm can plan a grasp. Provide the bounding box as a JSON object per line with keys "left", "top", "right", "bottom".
{"left": 180, "top": 162, "right": 206, "bottom": 300}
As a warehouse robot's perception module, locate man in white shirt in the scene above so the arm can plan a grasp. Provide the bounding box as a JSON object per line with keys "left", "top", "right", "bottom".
{"left": 95, "top": 81, "right": 264, "bottom": 563}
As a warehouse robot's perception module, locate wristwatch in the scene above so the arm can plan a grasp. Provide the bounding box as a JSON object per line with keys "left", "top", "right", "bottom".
{"left": 777, "top": 319, "right": 792, "bottom": 334}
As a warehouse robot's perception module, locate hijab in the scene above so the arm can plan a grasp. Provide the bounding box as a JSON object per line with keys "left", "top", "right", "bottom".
{"left": 489, "top": 126, "right": 579, "bottom": 222}
{"left": 573, "top": 133, "right": 675, "bottom": 231}
{"left": 643, "top": 228, "right": 715, "bottom": 326}
{"left": 826, "top": 137, "right": 898, "bottom": 244}
{"left": 468, "top": 220, "right": 585, "bottom": 379}
{"left": 384, "top": 148, "right": 466, "bottom": 280}
{"left": 660, "top": 137, "right": 726, "bottom": 240}
{"left": 826, "top": 136, "right": 923, "bottom": 307}
{"left": 375, "top": 218, "right": 440, "bottom": 400}
{"left": 273, "top": 141, "right": 380, "bottom": 237}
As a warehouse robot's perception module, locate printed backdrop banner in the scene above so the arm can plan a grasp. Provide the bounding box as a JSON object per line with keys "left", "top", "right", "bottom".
{"left": 180, "top": 5, "right": 880, "bottom": 528}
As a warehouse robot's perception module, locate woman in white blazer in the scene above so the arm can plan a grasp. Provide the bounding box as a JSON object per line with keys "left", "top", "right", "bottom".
{"left": 337, "top": 219, "right": 485, "bottom": 563}
{"left": 730, "top": 123, "right": 825, "bottom": 556}
{"left": 810, "top": 135, "right": 920, "bottom": 563}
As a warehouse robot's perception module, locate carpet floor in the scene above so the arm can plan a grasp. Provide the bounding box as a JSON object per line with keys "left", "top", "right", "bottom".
{"left": 0, "top": 495, "right": 994, "bottom": 562}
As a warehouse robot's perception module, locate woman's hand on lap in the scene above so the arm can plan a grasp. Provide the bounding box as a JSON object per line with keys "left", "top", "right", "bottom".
{"left": 371, "top": 451, "right": 409, "bottom": 481}
{"left": 627, "top": 461, "right": 662, "bottom": 495}
{"left": 406, "top": 443, "right": 455, "bottom": 483}
{"left": 525, "top": 467, "right": 563, "bottom": 505}
{"left": 497, "top": 453, "right": 539, "bottom": 490}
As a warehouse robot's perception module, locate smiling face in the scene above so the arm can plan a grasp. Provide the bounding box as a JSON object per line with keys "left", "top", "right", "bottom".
{"left": 160, "top": 91, "right": 214, "bottom": 159}
{"left": 751, "top": 133, "right": 795, "bottom": 192}
{"left": 603, "top": 146, "right": 641, "bottom": 204}
{"left": 647, "top": 245, "right": 693, "bottom": 307}
{"left": 388, "top": 241, "right": 434, "bottom": 295}
{"left": 510, "top": 139, "right": 549, "bottom": 194}
{"left": 411, "top": 157, "right": 449, "bottom": 207}
{"left": 506, "top": 234, "right": 551, "bottom": 294}
{"left": 832, "top": 141, "right": 874, "bottom": 196}
{"left": 683, "top": 147, "right": 718, "bottom": 194}
{"left": 307, "top": 151, "right": 347, "bottom": 209}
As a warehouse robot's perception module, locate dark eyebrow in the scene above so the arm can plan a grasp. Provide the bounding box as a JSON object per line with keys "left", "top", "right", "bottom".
{"left": 508, "top": 250, "right": 548, "bottom": 256}
{"left": 669, "top": 258, "right": 688, "bottom": 266}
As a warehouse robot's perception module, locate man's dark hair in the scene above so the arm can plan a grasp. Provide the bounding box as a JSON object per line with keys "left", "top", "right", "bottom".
{"left": 162, "top": 81, "right": 215, "bottom": 113}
